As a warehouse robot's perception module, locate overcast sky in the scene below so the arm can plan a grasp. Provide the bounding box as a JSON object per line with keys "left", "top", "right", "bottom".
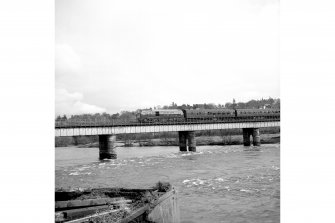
{"left": 56, "top": 0, "right": 279, "bottom": 115}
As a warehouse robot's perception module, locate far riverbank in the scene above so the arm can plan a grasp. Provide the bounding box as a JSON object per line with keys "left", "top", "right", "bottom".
{"left": 68, "top": 134, "right": 280, "bottom": 148}
{"left": 55, "top": 127, "right": 280, "bottom": 148}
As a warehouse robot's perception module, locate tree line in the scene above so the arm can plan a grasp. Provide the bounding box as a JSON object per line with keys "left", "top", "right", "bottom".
{"left": 56, "top": 97, "right": 280, "bottom": 122}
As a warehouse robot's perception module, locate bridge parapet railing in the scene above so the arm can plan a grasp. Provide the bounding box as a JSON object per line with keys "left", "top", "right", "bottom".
{"left": 55, "top": 117, "right": 280, "bottom": 128}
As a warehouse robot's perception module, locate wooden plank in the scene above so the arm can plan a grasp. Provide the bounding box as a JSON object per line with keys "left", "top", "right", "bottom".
{"left": 63, "top": 204, "right": 147, "bottom": 223}
{"left": 65, "top": 209, "right": 120, "bottom": 223}
{"left": 55, "top": 198, "right": 132, "bottom": 209}
{"left": 54, "top": 188, "right": 177, "bottom": 223}
{"left": 153, "top": 190, "right": 174, "bottom": 206}
{"left": 55, "top": 205, "right": 111, "bottom": 222}
{"left": 148, "top": 188, "right": 180, "bottom": 223}
{"left": 118, "top": 205, "right": 150, "bottom": 223}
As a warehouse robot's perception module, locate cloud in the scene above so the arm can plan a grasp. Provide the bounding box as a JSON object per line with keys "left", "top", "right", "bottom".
{"left": 56, "top": 43, "right": 82, "bottom": 77}
{"left": 55, "top": 0, "right": 279, "bottom": 114}
{"left": 248, "top": 0, "right": 279, "bottom": 7}
{"left": 56, "top": 88, "right": 106, "bottom": 115}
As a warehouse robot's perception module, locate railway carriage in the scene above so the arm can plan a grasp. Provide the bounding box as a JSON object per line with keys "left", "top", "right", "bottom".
{"left": 136, "top": 109, "right": 184, "bottom": 123}
{"left": 235, "top": 108, "right": 280, "bottom": 120}
{"left": 183, "top": 108, "right": 236, "bottom": 122}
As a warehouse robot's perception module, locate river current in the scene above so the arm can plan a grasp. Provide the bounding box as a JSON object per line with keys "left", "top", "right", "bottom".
{"left": 55, "top": 144, "right": 280, "bottom": 223}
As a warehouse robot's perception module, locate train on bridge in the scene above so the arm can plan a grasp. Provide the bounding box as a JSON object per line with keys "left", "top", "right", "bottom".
{"left": 55, "top": 108, "right": 280, "bottom": 128}
{"left": 136, "top": 108, "right": 280, "bottom": 123}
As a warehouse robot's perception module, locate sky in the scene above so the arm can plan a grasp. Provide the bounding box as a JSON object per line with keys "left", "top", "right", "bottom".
{"left": 55, "top": 0, "right": 279, "bottom": 115}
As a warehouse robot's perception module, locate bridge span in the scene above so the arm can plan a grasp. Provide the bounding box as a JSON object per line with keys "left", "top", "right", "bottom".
{"left": 55, "top": 120, "right": 280, "bottom": 159}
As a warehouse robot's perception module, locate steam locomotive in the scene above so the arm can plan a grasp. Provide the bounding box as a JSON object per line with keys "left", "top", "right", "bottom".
{"left": 136, "top": 108, "right": 280, "bottom": 123}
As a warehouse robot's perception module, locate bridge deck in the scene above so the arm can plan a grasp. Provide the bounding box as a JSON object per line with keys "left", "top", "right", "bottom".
{"left": 55, "top": 120, "right": 280, "bottom": 137}
{"left": 56, "top": 118, "right": 280, "bottom": 128}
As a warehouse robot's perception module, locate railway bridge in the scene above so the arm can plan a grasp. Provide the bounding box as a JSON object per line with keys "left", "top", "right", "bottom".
{"left": 56, "top": 119, "right": 280, "bottom": 159}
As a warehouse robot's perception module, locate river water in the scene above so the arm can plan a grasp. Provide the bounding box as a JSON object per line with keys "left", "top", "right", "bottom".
{"left": 55, "top": 144, "right": 280, "bottom": 223}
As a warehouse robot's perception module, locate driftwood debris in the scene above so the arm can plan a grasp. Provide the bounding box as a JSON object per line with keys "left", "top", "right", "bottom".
{"left": 55, "top": 205, "right": 111, "bottom": 222}
{"left": 54, "top": 184, "right": 177, "bottom": 223}
{"left": 56, "top": 197, "right": 132, "bottom": 209}
{"left": 63, "top": 209, "right": 120, "bottom": 223}
{"left": 55, "top": 199, "right": 132, "bottom": 222}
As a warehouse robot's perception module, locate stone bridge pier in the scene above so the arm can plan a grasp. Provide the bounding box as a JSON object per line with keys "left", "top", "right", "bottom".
{"left": 178, "top": 131, "right": 187, "bottom": 151}
{"left": 242, "top": 128, "right": 260, "bottom": 146}
{"left": 73, "top": 136, "right": 79, "bottom": 146}
{"left": 178, "top": 131, "right": 196, "bottom": 152}
{"left": 99, "top": 135, "right": 117, "bottom": 159}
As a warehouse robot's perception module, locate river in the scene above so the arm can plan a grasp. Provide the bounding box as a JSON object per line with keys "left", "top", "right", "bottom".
{"left": 56, "top": 144, "right": 280, "bottom": 223}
